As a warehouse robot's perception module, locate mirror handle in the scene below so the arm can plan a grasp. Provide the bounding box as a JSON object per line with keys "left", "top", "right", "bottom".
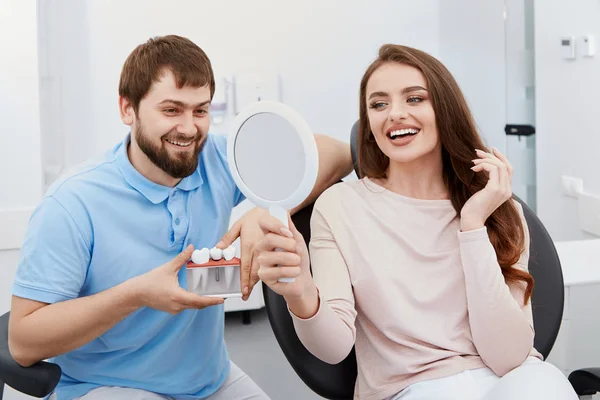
{"left": 270, "top": 205, "right": 296, "bottom": 283}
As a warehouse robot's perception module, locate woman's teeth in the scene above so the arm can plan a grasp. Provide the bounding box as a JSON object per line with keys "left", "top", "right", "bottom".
{"left": 389, "top": 128, "right": 420, "bottom": 139}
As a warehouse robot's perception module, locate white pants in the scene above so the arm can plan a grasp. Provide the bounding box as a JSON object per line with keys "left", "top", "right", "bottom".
{"left": 390, "top": 357, "right": 578, "bottom": 400}
{"left": 50, "top": 362, "right": 270, "bottom": 400}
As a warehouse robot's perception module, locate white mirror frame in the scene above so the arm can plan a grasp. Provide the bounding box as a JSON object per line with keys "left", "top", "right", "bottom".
{"left": 227, "top": 101, "right": 319, "bottom": 283}
{"left": 227, "top": 100, "right": 319, "bottom": 213}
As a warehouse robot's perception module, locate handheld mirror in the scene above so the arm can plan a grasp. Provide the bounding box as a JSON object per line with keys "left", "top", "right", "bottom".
{"left": 227, "top": 101, "right": 319, "bottom": 283}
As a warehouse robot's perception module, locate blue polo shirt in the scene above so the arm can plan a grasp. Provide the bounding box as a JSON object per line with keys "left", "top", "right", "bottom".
{"left": 12, "top": 134, "right": 245, "bottom": 400}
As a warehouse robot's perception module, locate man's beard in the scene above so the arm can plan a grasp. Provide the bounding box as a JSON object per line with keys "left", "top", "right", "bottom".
{"left": 134, "top": 121, "right": 205, "bottom": 179}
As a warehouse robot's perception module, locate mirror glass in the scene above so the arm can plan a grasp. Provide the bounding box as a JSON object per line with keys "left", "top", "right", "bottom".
{"left": 233, "top": 112, "right": 306, "bottom": 202}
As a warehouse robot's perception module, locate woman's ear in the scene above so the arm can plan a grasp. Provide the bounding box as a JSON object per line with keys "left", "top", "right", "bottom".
{"left": 119, "top": 96, "right": 135, "bottom": 126}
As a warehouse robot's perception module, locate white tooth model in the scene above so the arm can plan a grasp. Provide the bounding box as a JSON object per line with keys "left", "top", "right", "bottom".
{"left": 223, "top": 246, "right": 236, "bottom": 286}
{"left": 209, "top": 247, "right": 223, "bottom": 260}
{"left": 186, "top": 244, "right": 241, "bottom": 299}
{"left": 191, "top": 248, "right": 210, "bottom": 264}
{"left": 223, "top": 245, "right": 235, "bottom": 261}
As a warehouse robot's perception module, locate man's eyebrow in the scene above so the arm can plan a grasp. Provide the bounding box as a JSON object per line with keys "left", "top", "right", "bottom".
{"left": 157, "top": 99, "right": 210, "bottom": 108}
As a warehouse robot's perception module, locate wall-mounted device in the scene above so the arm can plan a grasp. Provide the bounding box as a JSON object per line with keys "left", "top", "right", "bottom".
{"left": 561, "top": 36, "right": 576, "bottom": 60}
{"left": 581, "top": 35, "right": 595, "bottom": 57}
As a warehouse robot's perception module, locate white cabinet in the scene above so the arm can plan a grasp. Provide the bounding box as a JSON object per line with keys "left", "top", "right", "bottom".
{"left": 546, "top": 239, "right": 600, "bottom": 399}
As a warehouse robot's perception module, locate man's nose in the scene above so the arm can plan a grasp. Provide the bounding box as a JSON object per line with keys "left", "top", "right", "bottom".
{"left": 177, "top": 112, "right": 197, "bottom": 136}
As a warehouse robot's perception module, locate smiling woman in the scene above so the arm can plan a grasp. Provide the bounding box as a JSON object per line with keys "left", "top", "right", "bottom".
{"left": 366, "top": 72, "right": 437, "bottom": 165}
{"left": 255, "top": 43, "right": 579, "bottom": 400}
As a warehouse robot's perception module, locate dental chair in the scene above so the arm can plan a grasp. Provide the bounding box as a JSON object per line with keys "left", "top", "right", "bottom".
{"left": 261, "top": 121, "right": 600, "bottom": 399}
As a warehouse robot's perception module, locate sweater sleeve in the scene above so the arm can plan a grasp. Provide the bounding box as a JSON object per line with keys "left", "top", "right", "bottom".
{"left": 289, "top": 198, "right": 357, "bottom": 365}
{"left": 458, "top": 201, "right": 535, "bottom": 376}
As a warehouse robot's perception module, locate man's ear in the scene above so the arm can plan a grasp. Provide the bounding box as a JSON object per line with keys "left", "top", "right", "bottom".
{"left": 119, "top": 96, "right": 135, "bottom": 126}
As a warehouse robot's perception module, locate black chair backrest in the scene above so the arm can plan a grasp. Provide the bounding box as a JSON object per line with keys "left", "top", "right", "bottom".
{"left": 263, "top": 122, "right": 564, "bottom": 399}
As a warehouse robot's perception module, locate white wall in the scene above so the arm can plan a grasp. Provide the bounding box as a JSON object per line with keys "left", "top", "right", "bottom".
{"left": 39, "top": 0, "right": 519, "bottom": 222}
{"left": 38, "top": 0, "right": 517, "bottom": 194}
{"left": 0, "top": 1, "right": 42, "bottom": 209}
{"left": 0, "top": 0, "right": 42, "bottom": 303}
{"left": 41, "top": 0, "right": 441, "bottom": 221}
{"left": 37, "top": 0, "right": 94, "bottom": 189}
{"left": 438, "top": 0, "right": 508, "bottom": 154}
{"left": 82, "top": 0, "right": 440, "bottom": 153}
{"left": 0, "top": 2, "right": 42, "bottom": 399}
{"left": 534, "top": 0, "right": 600, "bottom": 240}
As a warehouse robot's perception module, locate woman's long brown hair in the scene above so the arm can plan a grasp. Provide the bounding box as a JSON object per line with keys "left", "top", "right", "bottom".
{"left": 358, "top": 44, "right": 534, "bottom": 304}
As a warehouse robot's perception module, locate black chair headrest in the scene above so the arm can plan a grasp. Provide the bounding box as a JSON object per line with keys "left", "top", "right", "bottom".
{"left": 350, "top": 120, "right": 360, "bottom": 177}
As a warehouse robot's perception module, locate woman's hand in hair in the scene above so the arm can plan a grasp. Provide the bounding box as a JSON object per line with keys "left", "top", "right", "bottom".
{"left": 255, "top": 213, "right": 319, "bottom": 313}
{"left": 460, "top": 148, "right": 514, "bottom": 232}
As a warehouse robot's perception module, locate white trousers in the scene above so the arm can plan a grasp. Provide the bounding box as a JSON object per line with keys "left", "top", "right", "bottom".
{"left": 390, "top": 357, "right": 578, "bottom": 400}
{"left": 49, "top": 362, "right": 270, "bottom": 400}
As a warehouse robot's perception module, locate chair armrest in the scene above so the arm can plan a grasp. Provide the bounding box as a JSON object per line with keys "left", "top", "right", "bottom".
{"left": 568, "top": 368, "right": 600, "bottom": 396}
{"left": 0, "top": 312, "right": 62, "bottom": 398}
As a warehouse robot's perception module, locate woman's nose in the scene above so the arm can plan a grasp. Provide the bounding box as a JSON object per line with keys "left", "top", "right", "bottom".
{"left": 388, "top": 104, "right": 408, "bottom": 122}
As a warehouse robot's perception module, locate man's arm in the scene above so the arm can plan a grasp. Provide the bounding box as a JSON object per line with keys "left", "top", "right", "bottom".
{"left": 9, "top": 284, "right": 140, "bottom": 367}
{"left": 291, "top": 134, "right": 353, "bottom": 215}
{"left": 9, "top": 246, "right": 223, "bottom": 367}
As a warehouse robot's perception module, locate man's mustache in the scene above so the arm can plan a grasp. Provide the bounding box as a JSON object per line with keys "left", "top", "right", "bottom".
{"left": 162, "top": 132, "right": 203, "bottom": 142}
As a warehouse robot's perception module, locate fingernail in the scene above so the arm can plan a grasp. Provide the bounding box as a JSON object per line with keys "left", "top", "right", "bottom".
{"left": 280, "top": 228, "right": 293, "bottom": 238}
{"left": 475, "top": 149, "right": 483, "bottom": 153}
{"left": 243, "top": 286, "right": 249, "bottom": 295}
{"left": 216, "top": 241, "right": 225, "bottom": 248}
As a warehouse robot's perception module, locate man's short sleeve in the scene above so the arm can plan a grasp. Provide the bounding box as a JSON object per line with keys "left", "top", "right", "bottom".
{"left": 211, "top": 134, "right": 246, "bottom": 207}
{"left": 12, "top": 196, "right": 91, "bottom": 304}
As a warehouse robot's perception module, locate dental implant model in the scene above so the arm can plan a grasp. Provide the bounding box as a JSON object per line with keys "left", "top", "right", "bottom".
{"left": 186, "top": 244, "right": 242, "bottom": 298}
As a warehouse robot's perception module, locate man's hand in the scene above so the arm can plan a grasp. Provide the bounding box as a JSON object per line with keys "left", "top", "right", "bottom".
{"left": 133, "top": 245, "right": 224, "bottom": 313}
{"left": 217, "top": 208, "right": 269, "bottom": 301}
